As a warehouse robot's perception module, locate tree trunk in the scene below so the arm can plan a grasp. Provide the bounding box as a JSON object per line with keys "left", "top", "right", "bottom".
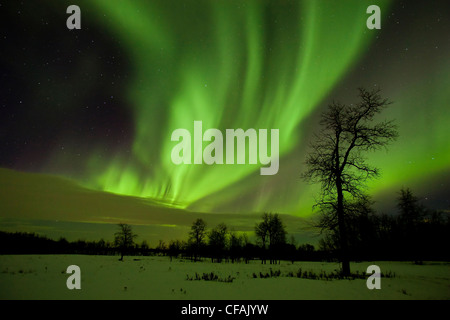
{"left": 336, "top": 178, "right": 350, "bottom": 276}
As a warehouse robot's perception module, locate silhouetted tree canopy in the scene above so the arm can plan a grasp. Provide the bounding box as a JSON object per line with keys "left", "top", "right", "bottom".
{"left": 255, "top": 213, "right": 287, "bottom": 264}
{"left": 208, "top": 223, "right": 228, "bottom": 262}
{"left": 188, "top": 218, "right": 207, "bottom": 260}
{"left": 114, "top": 223, "right": 137, "bottom": 261}
{"left": 302, "top": 88, "right": 398, "bottom": 275}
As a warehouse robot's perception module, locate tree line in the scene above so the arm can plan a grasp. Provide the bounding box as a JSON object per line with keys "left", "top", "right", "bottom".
{"left": 318, "top": 188, "right": 450, "bottom": 263}
{"left": 1, "top": 190, "right": 447, "bottom": 263}
{"left": 148, "top": 189, "right": 449, "bottom": 264}
{"left": 0, "top": 213, "right": 314, "bottom": 262}
{"left": 177, "top": 213, "right": 293, "bottom": 264}
{"left": 0, "top": 230, "right": 146, "bottom": 256}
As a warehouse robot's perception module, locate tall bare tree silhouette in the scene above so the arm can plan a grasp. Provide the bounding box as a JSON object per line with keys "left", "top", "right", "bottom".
{"left": 302, "top": 88, "right": 398, "bottom": 275}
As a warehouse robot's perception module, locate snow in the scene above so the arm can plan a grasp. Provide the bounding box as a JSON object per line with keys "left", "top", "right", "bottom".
{"left": 0, "top": 255, "right": 448, "bottom": 299}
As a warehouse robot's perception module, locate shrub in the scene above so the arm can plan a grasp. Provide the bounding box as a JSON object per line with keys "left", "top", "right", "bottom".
{"left": 186, "top": 272, "right": 235, "bottom": 283}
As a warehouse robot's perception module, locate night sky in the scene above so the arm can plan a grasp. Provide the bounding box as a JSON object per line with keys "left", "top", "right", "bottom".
{"left": 1, "top": 0, "right": 449, "bottom": 243}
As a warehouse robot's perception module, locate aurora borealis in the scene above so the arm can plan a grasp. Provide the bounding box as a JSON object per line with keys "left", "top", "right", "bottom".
{"left": 81, "top": 0, "right": 392, "bottom": 209}
{"left": 1, "top": 0, "right": 449, "bottom": 242}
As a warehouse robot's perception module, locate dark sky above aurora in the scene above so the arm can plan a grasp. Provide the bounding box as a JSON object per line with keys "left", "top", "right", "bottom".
{"left": 0, "top": 0, "right": 449, "bottom": 243}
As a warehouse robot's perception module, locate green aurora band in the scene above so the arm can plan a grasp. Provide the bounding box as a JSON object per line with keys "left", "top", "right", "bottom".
{"left": 55, "top": 0, "right": 448, "bottom": 216}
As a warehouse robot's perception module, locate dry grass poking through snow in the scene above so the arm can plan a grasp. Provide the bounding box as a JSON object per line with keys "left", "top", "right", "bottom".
{"left": 0, "top": 255, "right": 448, "bottom": 300}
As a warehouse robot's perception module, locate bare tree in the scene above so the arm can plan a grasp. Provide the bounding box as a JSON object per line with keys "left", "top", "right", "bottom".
{"left": 302, "top": 88, "right": 398, "bottom": 275}
{"left": 114, "top": 223, "right": 137, "bottom": 261}
{"left": 255, "top": 213, "right": 270, "bottom": 250}
{"left": 255, "top": 213, "right": 287, "bottom": 264}
{"left": 396, "top": 188, "right": 424, "bottom": 264}
{"left": 168, "top": 239, "right": 183, "bottom": 262}
{"left": 229, "top": 231, "right": 243, "bottom": 263}
{"left": 188, "top": 218, "right": 207, "bottom": 261}
{"left": 397, "top": 188, "right": 423, "bottom": 226}
{"left": 156, "top": 240, "right": 167, "bottom": 254}
{"left": 208, "top": 223, "right": 228, "bottom": 262}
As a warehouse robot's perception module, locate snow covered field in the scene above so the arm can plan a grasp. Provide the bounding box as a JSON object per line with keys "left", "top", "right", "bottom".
{"left": 0, "top": 255, "right": 448, "bottom": 300}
